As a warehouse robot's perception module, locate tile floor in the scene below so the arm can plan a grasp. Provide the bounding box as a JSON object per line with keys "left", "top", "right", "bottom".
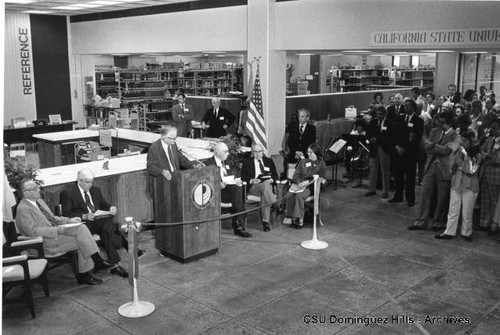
{"left": 2, "top": 164, "right": 500, "bottom": 334}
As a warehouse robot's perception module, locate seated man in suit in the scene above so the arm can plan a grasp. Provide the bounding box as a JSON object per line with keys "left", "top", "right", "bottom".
{"left": 16, "top": 180, "right": 112, "bottom": 285}
{"left": 241, "top": 143, "right": 278, "bottom": 232}
{"left": 206, "top": 142, "right": 250, "bottom": 238}
{"left": 171, "top": 93, "right": 194, "bottom": 138}
{"left": 60, "top": 169, "right": 129, "bottom": 278}
{"left": 201, "top": 97, "right": 236, "bottom": 138}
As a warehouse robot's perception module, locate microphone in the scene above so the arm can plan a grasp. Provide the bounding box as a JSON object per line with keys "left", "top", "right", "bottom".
{"left": 178, "top": 147, "right": 206, "bottom": 168}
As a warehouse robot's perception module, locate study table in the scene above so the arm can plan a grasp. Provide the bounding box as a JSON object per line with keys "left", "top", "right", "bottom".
{"left": 3, "top": 122, "right": 77, "bottom": 145}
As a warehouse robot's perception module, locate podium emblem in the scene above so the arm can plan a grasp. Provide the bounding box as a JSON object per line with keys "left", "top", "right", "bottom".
{"left": 192, "top": 179, "right": 214, "bottom": 209}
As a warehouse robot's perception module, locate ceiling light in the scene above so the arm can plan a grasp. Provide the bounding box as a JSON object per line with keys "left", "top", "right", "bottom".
{"left": 89, "top": 1, "right": 121, "bottom": 5}
{"left": 74, "top": 4, "right": 104, "bottom": 8}
{"left": 462, "top": 51, "right": 488, "bottom": 54}
{"left": 24, "top": 10, "right": 53, "bottom": 14}
{"left": 341, "top": 50, "right": 371, "bottom": 53}
{"left": 6, "top": 0, "right": 35, "bottom": 4}
{"left": 420, "top": 50, "right": 454, "bottom": 53}
{"left": 118, "top": 0, "right": 144, "bottom": 2}
{"left": 54, "top": 6, "right": 83, "bottom": 10}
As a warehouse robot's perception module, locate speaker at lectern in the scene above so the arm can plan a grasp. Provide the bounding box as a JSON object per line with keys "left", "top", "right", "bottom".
{"left": 152, "top": 165, "right": 220, "bottom": 263}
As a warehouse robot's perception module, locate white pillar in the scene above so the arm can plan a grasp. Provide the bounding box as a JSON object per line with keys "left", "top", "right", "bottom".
{"left": 247, "top": 0, "right": 286, "bottom": 155}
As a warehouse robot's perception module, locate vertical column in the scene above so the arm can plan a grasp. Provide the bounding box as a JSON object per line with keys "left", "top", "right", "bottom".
{"left": 247, "top": 0, "right": 286, "bottom": 154}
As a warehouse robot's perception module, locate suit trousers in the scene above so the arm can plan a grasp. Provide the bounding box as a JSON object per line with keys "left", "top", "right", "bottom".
{"left": 221, "top": 184, "right": 246, "bottom": 228}
{"left": 417, "top": 163, "right": 450, "bottom": 228}
{"left": 84, "top": 217, "right": 122, "bottom": 264}
{"left": 286, "top": 188, "right": 311, "bottom": 219}
{"left": 368, "top": 147, "right": 391, "bottom": 194}
{"left": 249, "top": 181, "right": 277, "bottom": 222}
{"left": 479, "top": 180, "right": 500, "bottom": 229}
{"left": 444, "top": 188, "right": 478, "bottom": 237}
{"left": 58, "top": 224, "right": 99, "bottom": 273}
{"left": 394, "top": 154, "right": 417, "bottom": 203}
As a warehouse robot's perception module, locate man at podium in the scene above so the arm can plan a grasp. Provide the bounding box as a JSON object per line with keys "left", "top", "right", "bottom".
{"left": 147, "top": 125, "right": 195, "bottom": 181}
{"left": 206, "top": 142, "right": 251, "bottom": 238}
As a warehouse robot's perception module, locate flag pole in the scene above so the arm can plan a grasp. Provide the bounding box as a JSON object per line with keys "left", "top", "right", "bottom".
{"left": 118, "top": 217, "right": 155, "bottom": 318}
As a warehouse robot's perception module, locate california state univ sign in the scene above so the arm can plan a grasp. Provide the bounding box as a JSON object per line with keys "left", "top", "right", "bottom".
{"left": 371, "top": 28, "right": 500, "bottom": 48}
{"left": 4, "top": 13, "right": 37, "bottom": 124}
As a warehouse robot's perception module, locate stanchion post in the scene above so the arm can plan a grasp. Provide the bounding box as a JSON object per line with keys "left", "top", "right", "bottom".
{"left": 118, "top": 217, "right": 155, "bottom": 318}
{"left": 301, "top": 175, "right": 328, "bottom": 250}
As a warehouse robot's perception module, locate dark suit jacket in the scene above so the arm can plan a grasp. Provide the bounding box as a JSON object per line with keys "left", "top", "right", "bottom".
{"left": 241, "top": 156, "right": 278, "bottom": 190}
{"left": 204, "top": 156, "right": 239, "bottom": 178}
{"left": 201, "top": 107, "right": 236, "bottom": 138}
{"left": 146, "top": 139, "right": 194, "bottom": 177}
{"left": 286, "top": 121, "right": 316, "bottom": 160}
{"left": 386, "top": 104, "right": 405, "bottom": 122}
{"left": 60, "top": 183, "right": 111, "bottom": 219}
{"left": 171, "top": 103, "right": 194, "bottom": 137}
{"left": 366, "top": 117, "right": 396, "bottom": 157}
{"left": 395, "top": 113, "right": 424, "bottom": 156}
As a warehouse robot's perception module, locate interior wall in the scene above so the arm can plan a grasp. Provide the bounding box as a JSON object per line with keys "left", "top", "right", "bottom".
{"left": 70, "top": 6, "right": 247, "bottom": 55}
{"left": 435, "top": 53, "right": 459, "bottom": 97}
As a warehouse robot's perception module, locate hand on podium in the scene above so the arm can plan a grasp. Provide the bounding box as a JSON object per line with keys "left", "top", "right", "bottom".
{"left": 162, "top": 169, "right": 172, "bottom": 180}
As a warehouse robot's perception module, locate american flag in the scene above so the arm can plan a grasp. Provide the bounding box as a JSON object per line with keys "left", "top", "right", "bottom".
{"left": 246, "top": 68, "right": 267, "bottom": 150}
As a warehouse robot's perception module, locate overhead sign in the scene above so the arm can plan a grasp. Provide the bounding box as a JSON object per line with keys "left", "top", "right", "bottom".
{"left": 371, "top": 27, "right": 500, "bottom": 47}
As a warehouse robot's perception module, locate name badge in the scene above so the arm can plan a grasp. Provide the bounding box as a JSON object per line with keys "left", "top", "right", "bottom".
{"left": 225, "top": 165, "right": 230, "bottom": 170}
{"left": 184, "top": 108, "right": 189, "bottom": 112}
{"left": 408, "top": 123, "right": 413, "bottom": 128}
{"left": 263, "top": 167, "right": 270, "bottom": 172}
{"left": 305, "top": 162, "right": 312, "bottom": 167}
{"left": 381, "top": 126, "right": 387, "bottom": 131}
{"left": 219, "top": 116, "right": 224, "bottom": 120}
{"left": 477, "top": 121, "right": 482, "bottom": 126}
{"left": 494, "top": 144, "right": 500, "bottom": 150}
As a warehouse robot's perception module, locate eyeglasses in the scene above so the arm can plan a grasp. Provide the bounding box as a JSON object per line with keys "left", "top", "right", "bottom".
{"left": 253, "top": 150, "right": 264, "bottom": 153}
{"left": 24, "top": 186, "right": 39, "bottom": 192}
{"left": 79, "top": 179, "right": 93, "bottom": 184}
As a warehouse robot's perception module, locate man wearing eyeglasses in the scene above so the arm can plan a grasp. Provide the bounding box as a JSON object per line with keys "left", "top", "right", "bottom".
{"left": 16, "top": 180, "right": 112, "bottom": 285}
{"left": 241, "top": 144, "right": 278, "bottom": 232}
{"left": 60, "top": 169, "right": 129, "bottom": 278}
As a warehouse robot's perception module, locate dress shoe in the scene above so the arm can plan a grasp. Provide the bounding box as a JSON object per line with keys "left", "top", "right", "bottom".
{"left": 435, "top": 233, "right": 454, "bottom": 240}
{"left": 77, "top": 273, "right": 103, "bottom": 285}
{"left": 93, "top": 261, "right": 114, "bottom": 272}
{"left": 388, "top": 198, "right": 403, "bottom": 203}
{"left": 487, "top": 229, "right": 499, "bottom": 236}
{"left": 381, "top": 193, "right": 389, "bottom": 199}
{"left": 364, "top": 191, "right": 376, "bottom": 197}
{"left": 463, "top": 235, "right": 473, "bottom": 242}
{"left": 408, "top": 225, "right": 426, "bottom": 231}
{"left": 234, "top": 228, "right": 252, "bottom": 238}
{"left": 137, "top": 249, "right": 145, "bottom": 257}
{"left": 295, "top": 223, "right": 303, "bottom": 230}
{"left": 110, "top": 265, "right": 129, "bottom": 278}
{"left": 408, "top": 202, "right": 415, "bottom": 207}
{"left": 262, "top": 221, "right": 271, "bottom": 232}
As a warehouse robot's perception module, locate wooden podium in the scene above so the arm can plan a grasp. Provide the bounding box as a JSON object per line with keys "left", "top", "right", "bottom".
{"left": 153, "top": 166, "right": 221, "bottom": 263}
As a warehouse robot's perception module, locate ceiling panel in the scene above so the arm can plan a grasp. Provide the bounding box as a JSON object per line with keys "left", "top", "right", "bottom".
{"left": 5, "top": 0, "right": 197, "bottom": 16}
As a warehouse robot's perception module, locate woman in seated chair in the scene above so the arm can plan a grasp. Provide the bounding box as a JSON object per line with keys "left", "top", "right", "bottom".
{"left": 285, "top": 143, "right": 326, "bottom": 229}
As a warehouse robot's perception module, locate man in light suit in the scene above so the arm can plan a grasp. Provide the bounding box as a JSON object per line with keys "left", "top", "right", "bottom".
{"left": 16, "top": 180, "right": 112, "bottom": 285}
{"left": 201, "top": 97, "right": 236, "bottom": 138}
{"left": 60, "top": 169, "right": 129, "bottom": 278}
{"left": 409, "top": 110, "right": 460, "bottom": 231}
{"left": 171, "top": 93, "right": 194, "bottom": 138}
{"left": 241, "top": 143, "right": 278, "bottom": 232}
{"left": 206, "top": 142, "right": 250, "bottom": 238}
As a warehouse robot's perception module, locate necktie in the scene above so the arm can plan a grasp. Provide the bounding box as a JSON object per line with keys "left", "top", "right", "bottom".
{"left": 438, "top": 131, "right": 445, "bottom": 144}
{"left": 299, "top": 124, "right": 304, "bottom": 135}
{"left": 167, "top": 145, "right": 175, "bottom": 172}
{"left": 378, "top": 120, "right": 382, "bottom": 130}
{"left": 36, "top": 201, "right": 56, "bottom": 226}
{"left": 221, "top": 161, "right": 227, "bottom": 176}
{"left": 258, "top": 160, "right": 265, "bottom": 175}
{"left": 396, "top": 105, "right": 399, "bottom": 114}
{"left": 405, "top": 115, "right": 409, "bottom": 125}
{"left": 214, "top": 108, "right": 218, "bottom": 118}
{"left": 84, "top": 192, "right": 96, "bottom": 213}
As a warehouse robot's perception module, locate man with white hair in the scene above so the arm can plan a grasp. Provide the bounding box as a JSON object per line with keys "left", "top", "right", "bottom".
{"left": 387, "top": 93, "right": 405, "bottom": 121}
{"left": 241, "top": 143, "right": 278, "bottom": 232}
{"left": 60, "top": 169, "right": 129, "bottom": 278}
{"left": 16, "top": 179, "right": 111, "bottom": 285}
{"left": 206, "top": 142, "right": 250, "bottom": 237}
{"left": 201, "top": 97, "right": 236, "bottom": 138}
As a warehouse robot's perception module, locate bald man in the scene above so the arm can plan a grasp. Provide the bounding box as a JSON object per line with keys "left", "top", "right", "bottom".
{"left": 60, "top": 169, "right": 129, "bottom": 278}
{"left": 206, "top": 142, "right": 250, "bottom": 237}
{"left": 201, "top": 97, "right": 236, "bottom": 138}
{"left": 241, "top": 144, "right": 278, "bottom": 232}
